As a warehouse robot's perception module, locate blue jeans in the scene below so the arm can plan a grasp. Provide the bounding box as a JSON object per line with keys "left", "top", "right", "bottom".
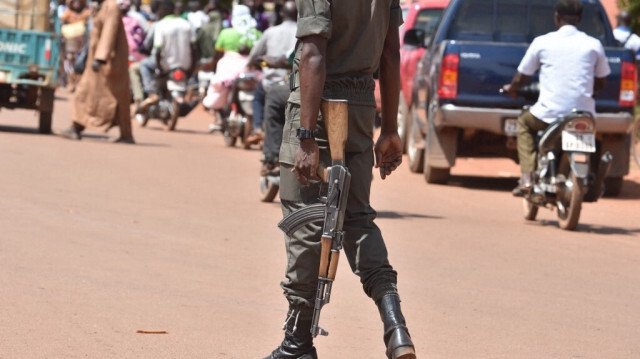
{"left": 252, "top": 81, "right": 266, "bottom": 131}
{"left": 139, "top": 56, "right": 158, "bottom": 95}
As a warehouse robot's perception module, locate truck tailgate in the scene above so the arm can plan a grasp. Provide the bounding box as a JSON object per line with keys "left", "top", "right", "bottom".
{"left": 0, "top": 28, "right": 58, "bottom": 87}
{"left": 444, "top": 41, "right": 633, "bottom": 113}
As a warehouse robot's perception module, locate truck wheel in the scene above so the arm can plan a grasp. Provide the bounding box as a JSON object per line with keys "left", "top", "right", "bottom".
{"left": 397, "top": 93, "right": 410, "bottom": 154}
{"left": 38, "top": 87, "right": 55, "bottom": 134}
{"left": 407, "top": 114, "right": 424, "bottom": 173}
{"left": 423, "top": 124, "right": 451, "bottom": 184}
{"left": 39, "top": 112, "right": 52, "bottom": 134}
{"left": 603, "top": 177, "right": 623, "bottom": 197}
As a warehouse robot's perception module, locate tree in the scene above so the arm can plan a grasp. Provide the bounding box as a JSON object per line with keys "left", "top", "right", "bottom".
{"left": 618, "top": 0, "right": 640, "bottom": 32}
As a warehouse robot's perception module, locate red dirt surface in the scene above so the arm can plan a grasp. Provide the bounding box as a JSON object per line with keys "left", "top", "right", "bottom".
{"left": 1, "top": 89, "right": 639, "bottom": 358}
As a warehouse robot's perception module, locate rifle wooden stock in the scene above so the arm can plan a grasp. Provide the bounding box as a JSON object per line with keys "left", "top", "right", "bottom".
{"left": 320, "top": 99, "right": 349, "bottom": 163}
{"left": 319, "top": 236, "right": 332, "bottom": 277}
{"left": 309, "top": 99, "right": 350, "bottom": 338}
{"left": 317, "top": 165, "right": 329, "bottom": 183}
{"left": 328, "top": 251, "right": 339, "bottom": 280}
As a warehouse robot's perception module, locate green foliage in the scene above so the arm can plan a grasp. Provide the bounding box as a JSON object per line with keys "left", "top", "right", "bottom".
{"left": 618, "top": 0, "right": 640, "bottom": 32}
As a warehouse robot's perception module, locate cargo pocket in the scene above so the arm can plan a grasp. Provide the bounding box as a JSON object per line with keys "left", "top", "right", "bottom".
{"left": 280, "top": 103, "right": 301, "bottom": 166}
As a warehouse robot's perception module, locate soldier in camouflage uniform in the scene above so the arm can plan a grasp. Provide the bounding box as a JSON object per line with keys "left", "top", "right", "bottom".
{"left": 263, "top": 0, "right": 416, "bottom": 358}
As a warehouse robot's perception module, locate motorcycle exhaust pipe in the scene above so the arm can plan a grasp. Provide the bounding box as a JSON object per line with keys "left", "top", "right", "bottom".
{"left": 593, "top": 152, "right": 613, "bottom": 200}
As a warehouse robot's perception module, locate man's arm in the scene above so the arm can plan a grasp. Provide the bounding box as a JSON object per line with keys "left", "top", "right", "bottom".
{"left": 92, "top": 2, "right": 119, "bottom": 71}
{"left": 262, "top": 55, "right": 292, "bottom": 69}
{"left": 593, "top": 43, "right": 611, "bottom": 95}
{"left": 374, "top": 16, "right": 403, "bottom": 179}
{"left": 248, "top": 33, "right": 268, "bottom": 67}
{"left": 502, "top": 72, "right": 532, "bottom": 99}
{"left": 299, "top": 35, "right": 327, "bottom": 133}
{"left": 293, "top": 35, "right": 327, "bottom": 185}
{"left": 189, "top": 25, "right": 199, "bottom": 73}
{"left": 153, "top": 22, "right": 164, "bottom": 71}
{"left": 378, "top": 25, "right": 400, "bottom": 134}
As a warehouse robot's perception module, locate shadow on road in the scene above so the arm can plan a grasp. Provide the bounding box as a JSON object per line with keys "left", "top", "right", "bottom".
{"left": 377, "top": 211, "right": 443, "bottom": 220}
{"left": 535, "top": 219, "right": 640, "bottom": 236}
{"left": 0, "top": 125, "right": 43, "bottom": 134}
{"left": 614, "top": 179, "right": 640, "bottom": 200}
{"left": 446, "top": 175, "right": 640, "bottom": 201}
{"left": 447, "top": 175, "right": 517, "bottom": 192}
{"left": 142, "top": 126, "right": 210, "bottom": 136}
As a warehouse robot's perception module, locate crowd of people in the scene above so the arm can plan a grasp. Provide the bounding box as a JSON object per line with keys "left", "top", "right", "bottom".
{"left": 55, "top": 0, "right": 297, "bottom": 154}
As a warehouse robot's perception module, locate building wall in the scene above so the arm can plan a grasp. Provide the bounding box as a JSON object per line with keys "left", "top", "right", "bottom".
{"left": 600, "top": 0, "right": 619, "bottom": 27}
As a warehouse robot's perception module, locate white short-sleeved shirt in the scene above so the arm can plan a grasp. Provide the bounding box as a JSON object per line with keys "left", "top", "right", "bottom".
{"left": 518, "top": 25, "right": 611, "bottom": 123}
{"left": 154, "top": 15, "right": 196, "bottom": 71}
{"left": 248, "top": 20, "right": 297, "bottom": 89}
{"left": 613, "top": 26, "right": 640, "bottom": 57}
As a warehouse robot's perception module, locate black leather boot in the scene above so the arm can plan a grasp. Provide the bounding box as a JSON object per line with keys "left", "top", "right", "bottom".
{"left": 377, "top": 294, "right": 416, "bottom": 359}
{"left": 263, "top": 307, "right": 318, "bottom": 359}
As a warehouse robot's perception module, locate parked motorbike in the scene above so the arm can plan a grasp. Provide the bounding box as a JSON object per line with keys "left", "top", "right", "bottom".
{"left": 503, "top": 86, "right": 612, "bottom": 231}
{"left": 136, "top": 68, "right": 198, "bottom": 131}
{"left": 211, "top": 72, "right": 259, "bottom": 147}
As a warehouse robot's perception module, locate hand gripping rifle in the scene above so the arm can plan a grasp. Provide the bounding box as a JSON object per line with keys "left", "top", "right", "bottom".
{"left": 277, "top": 99, "right": 351, "bottom": 338}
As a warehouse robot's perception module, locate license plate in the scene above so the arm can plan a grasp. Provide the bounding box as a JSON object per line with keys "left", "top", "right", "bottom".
{"left": 562, "top": 131, "right": 596, "bottom": 153}
{"left": 504, "top": 118, "right": 519, "bottom": 136}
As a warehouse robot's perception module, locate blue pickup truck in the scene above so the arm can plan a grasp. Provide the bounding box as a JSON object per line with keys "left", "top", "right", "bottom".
{"left": 405, "top": 0, "right": 634, "bottom": 196}
{"left": 0, "top": 0, "right": 60, "bottom": 133}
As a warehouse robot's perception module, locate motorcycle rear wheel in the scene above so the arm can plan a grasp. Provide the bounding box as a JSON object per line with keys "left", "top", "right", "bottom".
{"left": 164, "top": 99, "right": 180, "bottom": 131}
{"left": 136, "top": 113, "right": 149, "bottom": 127}
{"left": 260, "top": 176, "right": 279, "bottom": 202}
{"left": 224, "top": 131, "right": 237, "bottom": 147}
{"left": 522, "top": 198, "right": 538, "bottom": 221}
{"left": 556, "top": 171, "right": 583, "bottom": 231}
{"left": 242, "top": 116, "right": 253, "bottom": 149}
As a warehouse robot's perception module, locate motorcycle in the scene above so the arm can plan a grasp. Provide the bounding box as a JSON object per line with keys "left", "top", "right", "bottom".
{"left": 136, "top": 68, "right": 198, "bottom": 131}
{"left": 503, "top": 86, "right": 613, "bottom": 230}
{"left": 212, "top": 72, "right": 259, "bottom": 148}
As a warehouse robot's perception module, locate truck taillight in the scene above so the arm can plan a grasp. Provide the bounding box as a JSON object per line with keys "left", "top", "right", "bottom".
{"left": 44, "top": 39, "right": 51, "bottom": 61}
{"left": 438, "top": 54, "right": 459, "bottom": 99}
{"left": 619, "top": 61, "right": 636, "bottom": 107}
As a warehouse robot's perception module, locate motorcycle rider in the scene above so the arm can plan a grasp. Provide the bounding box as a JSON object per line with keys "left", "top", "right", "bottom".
{"left": 138, "top": 0, "right": 197, "bottom": 114}
{"left": 502, "top": 0, "right": 610, "bottom": 196}
{"left": 257, "top": 53, "right": 293, "bottom": 177}
{"left": 245, "top": 0, "right": 297, "bottom": 147}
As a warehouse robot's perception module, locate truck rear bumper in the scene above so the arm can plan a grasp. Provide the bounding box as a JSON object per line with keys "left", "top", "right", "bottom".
{"left": 436, "top": 104, "right": 634, "bottom": 134}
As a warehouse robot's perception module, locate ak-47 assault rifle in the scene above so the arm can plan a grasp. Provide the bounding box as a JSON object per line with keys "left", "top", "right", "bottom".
{"left": 278, "top": 99, "right": 351, "bottom": 338}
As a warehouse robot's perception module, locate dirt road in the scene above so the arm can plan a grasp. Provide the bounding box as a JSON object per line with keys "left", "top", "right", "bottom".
{"left": 1, "top": 90, "right": 639, "bottom": 358}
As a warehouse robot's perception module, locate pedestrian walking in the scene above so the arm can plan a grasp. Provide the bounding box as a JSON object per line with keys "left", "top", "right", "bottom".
{"left": 262, "top": 0, "right": 415, "bottom": 358}
{"left": 58, "top": 0, "right": 135, "bottom": 144}
{"left": 613, "top": 10, "right": 640, "bottom": 56}
{"left": 60, "top": 0, "right": 91, "bottom": 92}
